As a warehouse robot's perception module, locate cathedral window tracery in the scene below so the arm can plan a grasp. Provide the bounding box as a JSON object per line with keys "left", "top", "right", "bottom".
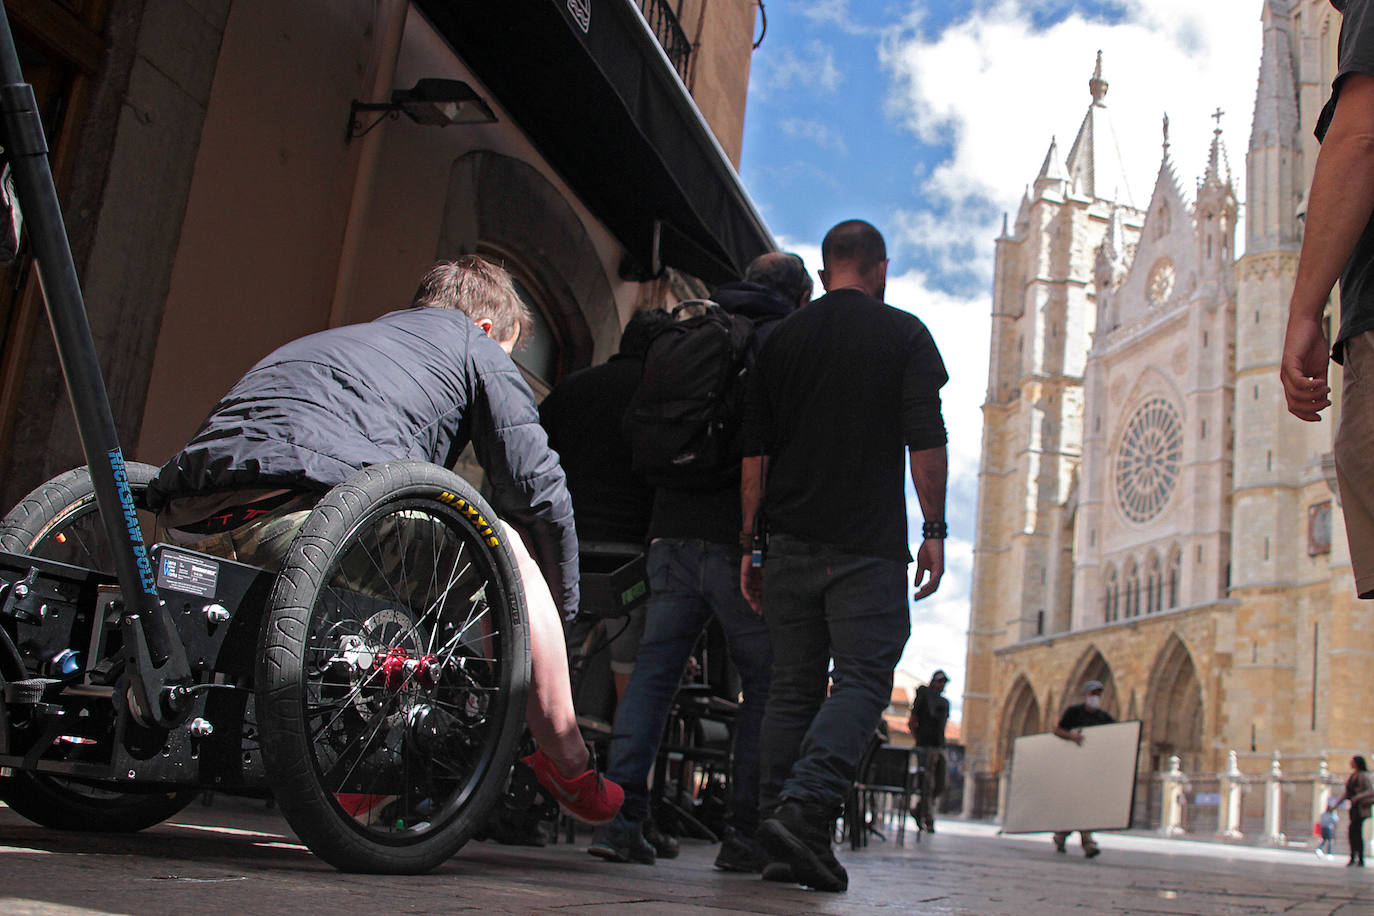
{"left": 1167, "top": 547, "right": 1181, "bottom": 609}
{"left": 1125, "top": 558, "right": 1140, "bottom": 617}
{"left": 1147, "top": 551, "right": 1162, "bottom": 613}
{"left": 1104, "top": 564, "right": 1119, "bottom": 621}
{"left": 1114, "top": 397, "right": 1183, "bottom": 523}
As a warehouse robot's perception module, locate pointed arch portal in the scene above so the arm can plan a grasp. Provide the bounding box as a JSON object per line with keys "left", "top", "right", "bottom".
{"left": 1064, "top": 647, "right": 1119, "bottom": 720}
{"left": 1145, "top": 635, "right": 1204, "bottom": 771}
{"left": 999, "top": 676, "right": 1043, "bottom": 770}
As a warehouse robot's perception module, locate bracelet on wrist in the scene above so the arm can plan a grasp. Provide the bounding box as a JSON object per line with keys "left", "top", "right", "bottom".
{"left": 922, "top": 520, "right": 948, "bottom": 540}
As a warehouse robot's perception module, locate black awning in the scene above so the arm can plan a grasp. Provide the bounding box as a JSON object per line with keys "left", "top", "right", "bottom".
{"left": 413, "top": 0, "right": 774, "bottom": 286}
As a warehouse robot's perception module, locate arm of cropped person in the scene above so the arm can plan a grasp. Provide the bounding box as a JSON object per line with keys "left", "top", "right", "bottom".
{"left": 909, "top": 445, "right": 947, "bottom": 602}
{"left": 1283, "top": 73, "right": 1374, "bottom": 421}
{"left": 739, "top": 454, "right": 767, "bottom": 614}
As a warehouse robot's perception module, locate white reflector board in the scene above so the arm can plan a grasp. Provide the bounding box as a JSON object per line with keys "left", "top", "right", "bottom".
{"left": 1002, "top": 720, "right": 1142, "bottom": 834}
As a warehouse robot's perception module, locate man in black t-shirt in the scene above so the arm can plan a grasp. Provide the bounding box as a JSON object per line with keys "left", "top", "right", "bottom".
{"left": 741, "top": 220, "right": 949, "bottom": 893}
{"left": 1051, "top": 680, "right": 1116, "bottom": 858}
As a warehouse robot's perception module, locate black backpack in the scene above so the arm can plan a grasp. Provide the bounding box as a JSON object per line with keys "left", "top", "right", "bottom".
{"left": 623, "top": 301, "right": 758, "bottom": 489}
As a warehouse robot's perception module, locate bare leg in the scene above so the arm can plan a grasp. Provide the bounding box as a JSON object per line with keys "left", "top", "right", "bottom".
{"left": 502, "top": 522, "right": 589, "bottom": 778}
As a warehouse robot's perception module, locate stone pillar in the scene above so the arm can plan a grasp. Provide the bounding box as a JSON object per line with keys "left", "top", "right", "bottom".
{"left": 961, "top": 765, "right": 977, "bottom": 820}
{"left": 1312, "top": 758, "right": 1334, "bottom": 831}
{"left": 1219, "top": 750, "right": 1244, "bottom": 840}
{"left": 1160, "top": 755, "right": 1187, "bottom": 836}
{"left": 997, "top": 770, "right": 1010, "bottom": 825}
{"left": 1262, "top": 750, "right": 1286, "bottom": 846}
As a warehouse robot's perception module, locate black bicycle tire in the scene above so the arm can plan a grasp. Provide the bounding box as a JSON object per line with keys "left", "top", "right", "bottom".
{"left": 256, "top": 460, "right": 531, "bottom": 874}
{"left": 0, "top": 463, "right": 198, "bottom": 832}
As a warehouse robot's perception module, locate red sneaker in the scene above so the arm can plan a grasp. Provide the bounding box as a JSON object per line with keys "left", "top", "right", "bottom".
{"left": 521, "top": 748, "right": 624, "bottom": 825}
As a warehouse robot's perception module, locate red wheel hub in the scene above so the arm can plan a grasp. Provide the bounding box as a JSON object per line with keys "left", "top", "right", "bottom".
{"left": 375, "top": 647, "right": 438, "bottom": 690}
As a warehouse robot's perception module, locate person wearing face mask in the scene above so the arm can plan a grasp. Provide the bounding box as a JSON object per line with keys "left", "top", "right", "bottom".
{"left": 1050, "top": 680, "right": 1115, "bottom": 858}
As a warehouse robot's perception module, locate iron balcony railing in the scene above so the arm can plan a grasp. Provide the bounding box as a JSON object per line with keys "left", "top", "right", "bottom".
{"left": 637, "top": 0, "right": 693, "bottom": 86}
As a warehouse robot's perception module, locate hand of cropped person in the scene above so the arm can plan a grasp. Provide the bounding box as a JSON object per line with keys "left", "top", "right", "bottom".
{"left": 740, "top": 554, "right": 763, "bottom": 615}
{"left": 913, "top": 537, "right": 944, "bottom": 601}
{"left": 1280, "top": 313, "right": 1332, "bottom": 421}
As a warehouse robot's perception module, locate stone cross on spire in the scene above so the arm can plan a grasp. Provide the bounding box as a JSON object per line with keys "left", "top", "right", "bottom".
{"left": 1162, "top": 112, "right": 1170, "bottom": 152}
{"left": 1089, "top": 49, "right": 1107, "bottom": 104}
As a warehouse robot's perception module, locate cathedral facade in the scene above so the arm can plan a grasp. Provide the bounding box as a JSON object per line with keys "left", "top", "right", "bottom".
{"left": 961, "top": 0, "right": 1371, "bottom": 794}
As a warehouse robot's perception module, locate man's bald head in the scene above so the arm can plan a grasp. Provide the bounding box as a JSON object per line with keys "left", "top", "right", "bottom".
{"left": 821, "top": 220, "right": 886, "bottom": 273}
{"left": 819, "top": 220, "right": 889, "bottom": 299}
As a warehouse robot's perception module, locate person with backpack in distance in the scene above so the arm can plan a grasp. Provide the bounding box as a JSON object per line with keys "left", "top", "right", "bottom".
{"left": 587, "top": 252, "right": 812, "bottom": 870}
{"left": 740, "top": 220, "right": 948, "bottom": 892}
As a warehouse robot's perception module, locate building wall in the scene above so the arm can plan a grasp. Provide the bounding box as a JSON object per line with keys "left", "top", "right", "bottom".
{"left": 675, "top": 0, "right": 757, "bottom": 166}
{"left": 0, "top": 0, "right": 761, "bottom": 496}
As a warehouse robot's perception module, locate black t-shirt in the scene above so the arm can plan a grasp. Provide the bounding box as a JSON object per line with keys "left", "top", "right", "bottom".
{"left": 742, "top": 289, "right": 948, "bottom": 563}
{"left": 911, "top": 684, "right": 950, "bottom": 747}
{"left": 1318, "top": 0, "right": 1374, "bottom": 360}
{"left": 1058, "top": 703, "right": 1115, "bottom": 732}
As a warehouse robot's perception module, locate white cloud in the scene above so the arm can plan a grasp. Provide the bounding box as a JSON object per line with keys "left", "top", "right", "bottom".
{"left": 780, "top": 117, "right": 849, "bottom": 153}
{"left": 880, "top": 0, "right": 1262, "bottom": 292}
{"left": 798, "top": 0, "right": 879, "bottom": 36}
{"left": 750, "top": 39, "right": 844, "bottom": 100}
{"left": 801, "top": 0, "right": 851, "bottom": 26}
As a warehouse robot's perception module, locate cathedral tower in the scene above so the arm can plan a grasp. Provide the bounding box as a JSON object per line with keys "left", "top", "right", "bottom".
{"left": 964, "top": 54, "right": 1140, "bottom": 775}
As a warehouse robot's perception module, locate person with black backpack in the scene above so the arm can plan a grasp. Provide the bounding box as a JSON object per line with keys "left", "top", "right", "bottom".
{"left": 588, "top": 252, "right": 811, "bottom": 870}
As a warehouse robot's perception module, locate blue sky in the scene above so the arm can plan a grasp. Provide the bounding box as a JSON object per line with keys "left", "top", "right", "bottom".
{"left": 737, "top": 0, "right": 1266, "bottom": 717}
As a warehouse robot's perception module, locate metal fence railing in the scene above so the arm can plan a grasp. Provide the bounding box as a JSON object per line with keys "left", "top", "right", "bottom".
{"left": 636, "top": 0, "right": 694, "bottom": 86}
{"left": 967, "top": 766, "right": 1344, "bottom": 845}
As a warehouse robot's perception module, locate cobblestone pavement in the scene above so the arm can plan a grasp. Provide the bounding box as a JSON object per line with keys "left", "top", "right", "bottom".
{"left": 0, "top": 801, "right": 1370, "bottom": 915}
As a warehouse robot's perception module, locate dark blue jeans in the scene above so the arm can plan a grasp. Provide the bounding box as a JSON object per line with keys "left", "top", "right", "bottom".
{"left": 758, "top": 535, "right": 910, "bottom": 812}
{"left": 607, "top": 538, "right": 772, "bottom": 833}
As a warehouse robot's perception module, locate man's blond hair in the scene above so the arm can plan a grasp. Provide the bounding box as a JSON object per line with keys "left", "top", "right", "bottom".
{"left": 413, "top": 255, "right": 532, "bottom": 345}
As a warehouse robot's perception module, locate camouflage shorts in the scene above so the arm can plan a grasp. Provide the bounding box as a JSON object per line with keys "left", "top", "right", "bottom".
{"left": 155, "top": 493, "right": 319, "bottom": 572}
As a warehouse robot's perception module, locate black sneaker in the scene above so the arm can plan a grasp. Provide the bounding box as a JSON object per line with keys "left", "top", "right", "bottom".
{"left": 761, "top": 860, "right": 796, "bottom": 883}
{"left": 587, "top": 814, "right": 655, "bottom": 865}
{"left": 643, "top": 818, "right": 680, "bottom": 860}
{"left": 757, "top": 799, "right": 847, "bottom": 892}
{"left": 714, "top": 829, "right": 766, "bottom": 873}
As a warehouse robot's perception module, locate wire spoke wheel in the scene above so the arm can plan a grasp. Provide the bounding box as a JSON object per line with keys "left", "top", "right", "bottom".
{"left": 0, "top": 463, "right": 197, "bottom": 831}
{"left": 257, "top": 461, "right": 529, "bottom": 873}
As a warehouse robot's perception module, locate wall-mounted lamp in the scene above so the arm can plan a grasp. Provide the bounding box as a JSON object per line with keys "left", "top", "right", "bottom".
{"left": 347, "top": 79, "right": 497, "bottom": 141}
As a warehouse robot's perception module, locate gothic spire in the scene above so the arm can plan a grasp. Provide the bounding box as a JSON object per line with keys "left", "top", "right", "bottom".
{"left": 1200, "top": 107, "right": 1232, "bottom": 191}
{"left": 1247, "top": 0, "right": 1301, "bottom": 252}
{"left": 1089, "top": 49, "right": 1107, "bottom": 104}
{"left": 1064, "top": 52, "right": 1135, "bottom": 207}
{"left": 1037, "top": 136, "right": 1067, "bottom": 183}
{"left": 1249, "top": 0, "right": 1298, "bottom": 154}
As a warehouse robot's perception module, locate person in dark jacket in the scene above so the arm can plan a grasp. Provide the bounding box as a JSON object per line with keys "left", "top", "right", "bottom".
{"left": 147, "top": 255, "right": 622, "bottom": 826}
{"left": 540, "top": 309, "right": 671, "bottom": 704}
{"left": 908, "top": 669, "right": 950, "bottom": 833}
{"left": 588, "top": 251, "right": 811, "bottom": 871}
{"left": 1335, "top": 755, "right": 1374, "bottom": 866}
{"left": 539, "top": 309, "right": 671, "bottom": 547}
